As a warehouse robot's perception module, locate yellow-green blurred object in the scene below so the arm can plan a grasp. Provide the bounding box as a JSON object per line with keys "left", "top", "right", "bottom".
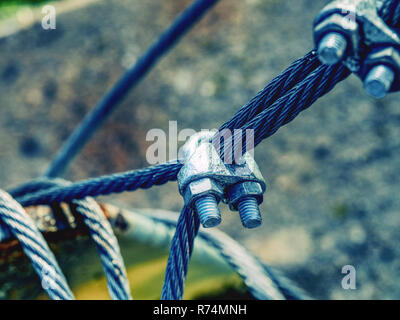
{"left": 68, "top": 240, "right": 244, "bottom": 300}
{"left": 0, "top": 1, "right": 53, "bottom": 19}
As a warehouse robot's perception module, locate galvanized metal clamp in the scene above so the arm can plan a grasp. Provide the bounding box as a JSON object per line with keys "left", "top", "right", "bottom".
{"left": 314, "top": 0, "right": 400, "bottom": 98}
{"left": 177, "top": 131, "right": 266, "bottom": 229}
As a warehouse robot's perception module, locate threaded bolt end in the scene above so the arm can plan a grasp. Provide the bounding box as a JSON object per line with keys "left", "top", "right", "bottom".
{"left": 237, "top": 197, "right": 262, "bottom": 229}
{"left": 317, "top": 32, "right": 348, "bottom": 65}
{"left": 364, "top": 65, "right": 395, "bottom": 99}
{"left": 195, "top": 195, "right": 221, "bottom": 228}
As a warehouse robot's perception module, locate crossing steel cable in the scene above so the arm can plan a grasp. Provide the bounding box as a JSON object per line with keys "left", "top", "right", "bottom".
{"left": 8, "top": 179, "right": 132, "bottom": 300}
{"left": 161, "top": 205, "right": 200, "bottom": 300}
{"left": 0, "top": 190, "right": 74, "bottom": 300}
{"left": 72, "top": 198, "right": 132, "bottom": 300}
{"left": 14, "top": 161, "right": 182, "bottom": 207}
{"left": 218, "top": 50, "right": 321, "bottom": 132}
{"left": 220, "top": 63, "right": 351, "bottom": 161}
{"left": 248, "top": 64, "right": 350, "bottom": 147}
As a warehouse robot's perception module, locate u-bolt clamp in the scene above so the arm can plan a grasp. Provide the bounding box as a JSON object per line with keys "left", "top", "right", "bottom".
{"left": 313, "top": 0, "right": 400, "bottom": 98}
{"left": 178, "top": 131, "right": 266, "bottom": 229}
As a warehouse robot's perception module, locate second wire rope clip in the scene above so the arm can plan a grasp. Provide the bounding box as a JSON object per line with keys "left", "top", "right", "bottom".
{"left": 314, "top": 0, "right": 400, "bottom": 98}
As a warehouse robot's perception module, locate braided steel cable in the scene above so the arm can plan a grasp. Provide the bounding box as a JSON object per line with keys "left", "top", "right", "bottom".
{"left": 220, "top": 63, "right": 351, "bottom": 161}
{"left": 10, "top": 179, "right": 66, "bottom": 199}
{"left": 250, "top": 64, "right": 350, "bottom": 147}
{"left": 161, "top": 205, "right": 200, "bottom": 300}
{"left": 5, "top": 184, "right": 303, "bottom": 300}
{"left": 218, "top": 50, "right": 321, "bottom": 132}
{"left": 71, "top": 198, "right": 132, "bottom": 300}
{"left": 15, "top": 161, "right": 182, "bottom": 207}
{"left": 0, "top": 190, "right": 74, "bottom": 300}
{"left": 9, "top": 179, "right": 132, "bottom": 300}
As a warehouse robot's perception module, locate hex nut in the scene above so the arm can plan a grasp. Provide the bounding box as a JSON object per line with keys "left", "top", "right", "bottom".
{"left": 314, "top": 13, "right": 360, "bottom": 56}
{"left": 362, "top": 47, "right": 400, "bottom": 85}
{"left": 227, "top": 181, "right": 264, "bottom": 211}
{"left": 183, "top": 178, "right": 224, "bottom": 207}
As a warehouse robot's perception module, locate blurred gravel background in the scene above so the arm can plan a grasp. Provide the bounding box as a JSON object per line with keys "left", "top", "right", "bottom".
{"left": 1, "top": 0, "right": 400, "bottom": 299}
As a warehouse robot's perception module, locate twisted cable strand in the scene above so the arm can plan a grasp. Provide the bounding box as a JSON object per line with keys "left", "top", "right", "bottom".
{"left": 250, "top": 63, "right": 350, "bottom": 147}
{"left": 220, "top": 63, "right": 350, "bottom": 161}
{"left": 15, "top": 161, "right": 182, "bottom": 207}
{"left": 0, "top": 190, "right": 74, "bottom": 300}
{"left": 72, "top": 198, "right": 132, "bottom": 300}
{"left": 10, "top": 179, "right": 131, "bottom": 300}
{"left": 218, "top": 50, "right": 320, "bottom": 132}
{"left": 161, "top": 205, "right": 200, "bottom": 300}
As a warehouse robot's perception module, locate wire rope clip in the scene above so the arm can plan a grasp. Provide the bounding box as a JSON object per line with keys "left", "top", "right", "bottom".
{"left": 313, "top": 0, "right": 400, "bottom": 98}
{"left": 178, "top": 131, "right": 266, "bottom": 229}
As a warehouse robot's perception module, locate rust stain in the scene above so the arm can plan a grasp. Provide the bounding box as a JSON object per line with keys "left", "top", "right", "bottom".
{"left": 0, "top": 201, "right": 106, "bottom": 261}
{"left": 0, "top": 200, "right": 132, "bottom": 263}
